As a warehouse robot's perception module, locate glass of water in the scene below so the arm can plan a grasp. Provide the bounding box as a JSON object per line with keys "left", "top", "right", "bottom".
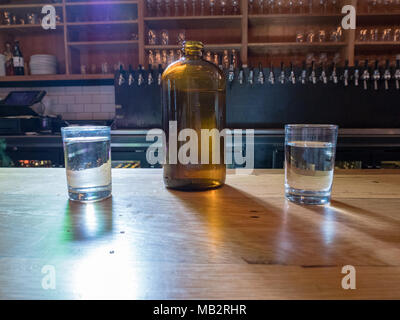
{"left": 61, "top": 126, "right": 112, "bottom": 202}
{"left": 285, "top": 124, "right": 338, "bottom": 205}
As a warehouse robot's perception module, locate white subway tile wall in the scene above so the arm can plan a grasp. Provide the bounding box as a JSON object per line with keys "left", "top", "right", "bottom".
{"left": 0, "top": 85, "right": 115, "bottom": 120}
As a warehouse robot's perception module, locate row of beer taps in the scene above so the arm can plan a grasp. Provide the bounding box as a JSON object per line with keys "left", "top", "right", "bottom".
{"left": 116, "top": 58, "right": 400, "bottom": 90}
{"left": 230, "top": 58, "right": 400, "bottom": 90}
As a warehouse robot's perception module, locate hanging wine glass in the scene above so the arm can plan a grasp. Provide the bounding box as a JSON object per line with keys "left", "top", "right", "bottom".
{"left": 165, "top": 0, "right": 171, "bottom": 16}
{"left": 276, "top": 0, "right": 284, "bottom": 13}
{"left": 156, "top": 0, "right": 162, "bottom": 16}
{"left": 287, "top": 0, "right": 294, "bottom": 13}
{"left": 267, "top": 0, "right": 275, "bottom": 13}
{"left": 232, "top": 0, "right": 239, "bottom": 14}
{"left": 174, "top": 0, "right": 180, "bottom": 16}
{"left": 249, "top": 0, "right": 254, "bottom": 13}
{"left": 258, "top": 0, "right": 265, "bottom": 14}
{"left": 220, "top": 0, "right": 227, "bottom": 14}
{"left": 183, "top": 0, "right": 188, "bottom": 15}
{"left": 192, "top": 0, "right": 196, "bottom": 15}
{"left": 200, "top": 0, "right": 206, "bottom": 15}
{"left": 297, "top": 0, "right": 305, "bottom": 13}
{"left": 209, "top": 0, "right": 215, "bottom": 15}
{"left": 319, "top": 0, "right": 327, "bottom": 13}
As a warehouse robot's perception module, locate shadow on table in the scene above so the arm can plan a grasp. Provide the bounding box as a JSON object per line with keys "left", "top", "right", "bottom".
{"left": 62, "top": 197, "right": 114, "bottom": 241}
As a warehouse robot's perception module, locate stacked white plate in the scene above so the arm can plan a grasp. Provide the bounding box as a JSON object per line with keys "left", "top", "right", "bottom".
{"left": 29, "top": 54, "right": 57, "bottom": 75}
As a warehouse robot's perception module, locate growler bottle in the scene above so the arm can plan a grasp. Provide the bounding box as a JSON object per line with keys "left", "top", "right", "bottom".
{"left": 162, "top": 41, "right": 226, "bottom": 190}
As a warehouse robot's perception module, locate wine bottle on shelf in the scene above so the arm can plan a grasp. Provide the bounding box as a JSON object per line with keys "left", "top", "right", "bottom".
{"left": 12, "top": 40, "right": 24, "bottom": 76}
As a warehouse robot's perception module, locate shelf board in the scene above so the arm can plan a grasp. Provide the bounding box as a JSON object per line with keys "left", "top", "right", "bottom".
{"left": 248, "top": 13, "right": 342, "bottom": 25}
{"left": 66, "top": 20, "right": 138, "bottom": 26}
{"left": 144, "top": 43, "right": 242, "bottom": 51}
{"left": 357, "top": 12, "right": 400, "bottom": 24}
{"left": 355, "top": 41, "right": 400, "bottom": 49}
{"left": 0, "top": 74, "right": 115, "bottom": 86}
{"left": 66, "top": 1, "right": 138, "bottom": 6}
{"left": 68, "top": 40, "right": 139, "bottom": 48}
{"left": 144, "top": 15, "right": 242, "bottom": 28}
{"left": 0, "top": 23, "right": 64, "bottom": 30}
{"left": 248, "top": 42, "right": 347, "bottom": 54}
{"left": 0, "top": 3, "right": 63, "bottom": 9}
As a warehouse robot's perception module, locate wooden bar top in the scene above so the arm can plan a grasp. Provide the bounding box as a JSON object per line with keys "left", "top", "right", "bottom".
{"left": 0, "top": 168, "right": 399, "bottom": 299}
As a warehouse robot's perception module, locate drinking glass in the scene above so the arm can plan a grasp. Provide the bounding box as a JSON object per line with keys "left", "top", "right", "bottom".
{"left": 285, "top": 124, "right": 338, "bottom": 205}
{"left": 62, "top": 126, "right": 112, "bottom": 202}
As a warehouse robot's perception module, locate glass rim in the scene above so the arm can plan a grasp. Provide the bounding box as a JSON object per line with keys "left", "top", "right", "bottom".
{"left": 61, "top": 126, "right": 110, "bottom": 132}
{"left": 285, "top": 124, "right": 338, "bottom": 129}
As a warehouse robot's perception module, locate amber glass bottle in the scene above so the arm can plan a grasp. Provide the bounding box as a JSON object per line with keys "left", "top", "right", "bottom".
{"left": 162, "top": 41, "right": 226, "bottom": 190}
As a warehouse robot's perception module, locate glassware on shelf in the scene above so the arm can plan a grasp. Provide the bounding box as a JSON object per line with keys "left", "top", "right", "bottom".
{"left": 306, "top": 30, "right": 315, "bottom": 43}
{"left": 161, "top": 50, "right": 168, "bottom": 68}
{"left": 176, "top": 49, "right": 183, "bottom": 60}
{"left": 177, "top": 30, "right": 186, "bottom": 45}
{"left": 369, "top": 28, "right": 379, "bottom": 41}
{"left": 222, "top": 50, "right": 229, "bottom": 68}
{"left": 90, "top": 64, "right": 97, "bottom": 74}
{"left": 231, "top": 49, "right": 237, "bottom": 68}
{"left": 258, "top": 0, "right": 265, "bottom": 14}
{"left": 209, "top": 0, "right": 216, "bottom": 15}
{"left": 183, "top": 0, "right": 188, "bottom": 15}
{"left": 192, "top": 0, "right": 196, "bottom": 15}
{"left": 267, "top": 0, "right": 275, "bottom": 13}
{"left": 213, "top": 52, "right": 219, "bottom": 66}
{"left": 220, "top": 0, "right": 227, "bottom": 14}
{"left": 319, "top": 0, "right": 327, "bottom": 13}
{"left": 101, "top": 62, "right": 109, "bottom": 74}
{"left": 381, "top": 28, "right": 393, "bottom": 41}
{"left": 174, "top": 0, "right": 180, "bottom": 16}
{"left": 165, "top": 0, "right": 172, "bottom": 15}
{"left": 205, "top": 51, "right": 213, "bottom": 61}
{"left": 148, "top": 50, "right": 155, "bottom": 65}
{"left": 359, "top": 28, "right": 368, "bottom": 41}
{"left": 161, "top": 29, "right": 169, "bottom": 45}
{"left": 367, "top": 0, "right": 378, "bottom": 13}
{"left": 276, "top": 0, "right": 283, "bottom": 13}
{"left": 295, "top": 30, "right": 305, "bottom": 42}
{"left": 156, "top": 0, "right": 163, "bottom": 16}
{"left": 287, "top": 0, "right": 295, "bottom": 13}
{"left": 297, "top": 0, "right": 305, "bottom": 13}
{"left": 308, "top": 0, "right": 313, "bottom": 13}
{"left": 167, "top": 50, "right": 175, "bottom": 65}
{"left": 148, "top": 29, "right": 157, "bottom": 45}
{"left": 232, "top": 0, "right": 239, "bottom": 14}
{"left": 200, "top": 0, "right": 206, "bottom": 15}
{"left": 155, "top": 50, "right": 162, "bottom": 65}
{"left": 249, "top": 0, "right": 255, "bottom": 13}
{"left": 394, "top": 28, "right": 400, "bottom": 41}
{"left": 146, "top": 0, "right": 154, "bottom": 16}
{"left": 317, "top": 29, "right": 326, "bottom": 42}
{"left": 80, "top": 65, "right": 87, "bottom": 74}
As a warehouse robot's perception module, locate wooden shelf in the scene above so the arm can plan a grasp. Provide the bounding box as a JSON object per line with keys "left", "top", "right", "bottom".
{"left": 66, "top": 20, "right": 138, "bottom": 26}
{"left": 145, "top": 43, "right": 242, "bottom": 51}
{"left": 65, "top": 1, "right": 138, "bottom": 6}
{"left": 0, "top": 74, "right": 114, "bottom": 82}
{"left": 248, "top": 42, "right": 347, "bottom": 54}
{"left": 248, "top": 13, "right": 342, "bottom": 25}
{"left": 68, "top": 40, "right": 139, "bottom": 48}
{"left": 0, "top": 23, "right": 65, "bottom": 30}
{"left": 144, "top": 15, "right": 242, "bottom": 28}
{"left": 0, "top": 3, "right": 63, "bottom": 9}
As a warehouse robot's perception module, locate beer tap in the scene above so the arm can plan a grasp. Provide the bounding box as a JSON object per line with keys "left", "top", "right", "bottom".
{"left": 228, "top": 54, "right": 235, "bottom": 83}
{"left": 383, "top": 59, "right": 391, "bottom": 90}
{"left": 238, "top": 62, "right": 244, "bottom": 85}
{"left": 361, "top": 60, "right": 370, "bottom": 90}
{"left": 137, "top": 64, "right": 144, "bottom": 86}
{"left": 278, "top": 62, "right": 285, "bottom": 84}
{"left": 257, "top": 62, "right": 265, "bottom": 84}
{"left": 127, "top": 65, "right": 134, "bottom": 86}
{"left": 309, "top": 61, "right": 317, "bottom": 84}
{"left": 147, "top": 64, "right": 154, "bottom": 85}
{"left": 342, "top": 59, "right": 349, "bottom": 87}
{"left": 157, "top": 64, "right": 163, "bottom": 85}
{"left": 268, "top": 62, "right": 275, "bottom": 85}
{"left": 353, "top": 60, "right": 360, "bottom": 87}
{"left": 118, "top": 65, "right": 126, "bottom": 86}
{"left": 372, "top": 60, "right": 380, "bottom": 91}
{"left": 288, "top": 62, "right": 296, "bottom": 84}
{"left": 299, "top": 61, "right": 307, "bottom": 84}
{"left": 395, "top": 59, "right": 400, "bottom": 90}
{"left": 329, "top": 62, "right": 338, "bottom": 84}
{"left": 248, "top": 65, "right": 254, "bottom": 85}
{"left": 320, "top": 62, "right": 328, "bottom": 84}
{"left": 218, "top": 54, "right": 223, "bottom": 71}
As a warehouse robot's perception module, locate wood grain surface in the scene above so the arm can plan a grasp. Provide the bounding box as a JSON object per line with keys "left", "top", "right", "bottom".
{"left": 0, "top": 168, "right": 399, "bottom": 299}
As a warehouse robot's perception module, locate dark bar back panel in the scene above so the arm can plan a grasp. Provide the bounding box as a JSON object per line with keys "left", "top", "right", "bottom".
{"left": 115, "top": 68, "right": 400, "bottom": 129}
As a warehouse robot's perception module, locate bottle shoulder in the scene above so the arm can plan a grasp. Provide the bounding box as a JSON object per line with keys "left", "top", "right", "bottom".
{"left": 162, "top": 58, "right": 226, "bottom": 85}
